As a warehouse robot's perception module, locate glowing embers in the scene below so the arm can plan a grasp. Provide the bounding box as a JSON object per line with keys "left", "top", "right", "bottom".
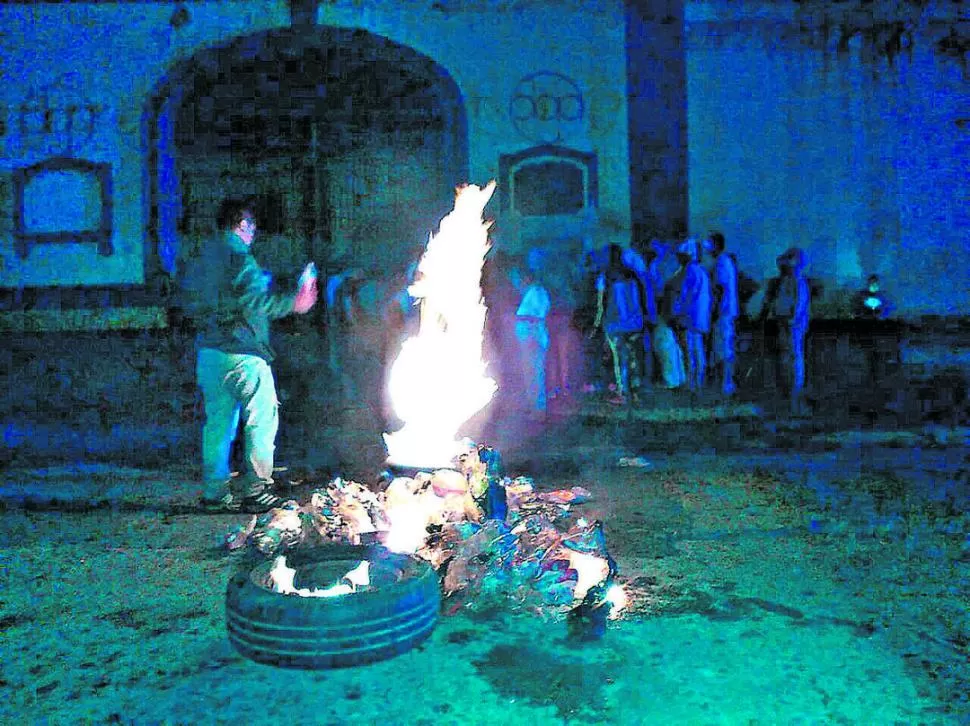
{"left": 383, "top": 182, "right": 498, "bottom": 469}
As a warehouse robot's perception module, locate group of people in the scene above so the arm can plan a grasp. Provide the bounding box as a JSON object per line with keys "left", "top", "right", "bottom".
{"left": 503, "top": 232, "right": 815, "bottom": 417}
{"left": 179, "top": 196, "right": 839, "bottom": 514}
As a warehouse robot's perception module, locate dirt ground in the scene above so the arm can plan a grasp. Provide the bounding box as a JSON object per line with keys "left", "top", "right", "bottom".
{"left": 1, "top": 411, "right": 968, "bottom": 725}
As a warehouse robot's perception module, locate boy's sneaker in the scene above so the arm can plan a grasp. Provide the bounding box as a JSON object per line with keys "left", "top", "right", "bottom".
{"left": 238, "top": 490, "right": 285, "bottom": 513}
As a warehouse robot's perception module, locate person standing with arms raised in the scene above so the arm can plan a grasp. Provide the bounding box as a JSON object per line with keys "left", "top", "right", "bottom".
{"left": 184, "top": 198, "right": 318, "bottom": 512}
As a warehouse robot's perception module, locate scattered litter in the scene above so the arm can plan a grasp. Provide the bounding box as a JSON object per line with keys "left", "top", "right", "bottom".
{"left": 225, "top": 517, "right": 256, "bottom": 551}
{"left": 536, "top": 486, "right": 593, "bottom": 505}
{"left": 618, "top": 456, "right": 652, "bottom": 468}
{"left": 226, "top": 443, "right": 625, "bottom": 627}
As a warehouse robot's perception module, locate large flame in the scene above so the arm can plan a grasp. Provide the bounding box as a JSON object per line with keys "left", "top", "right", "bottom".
{"left": 383, "top": 182, "right": 498, "bottom": 468}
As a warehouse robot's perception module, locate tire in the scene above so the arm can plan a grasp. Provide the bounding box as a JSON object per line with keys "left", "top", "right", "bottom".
{"left": 226, "top": 544, "right": 440, "bottom": 669}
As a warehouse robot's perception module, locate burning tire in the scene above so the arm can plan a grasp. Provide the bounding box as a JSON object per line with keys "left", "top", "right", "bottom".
{"left": 226, "top": 544, "right": 440, "bottom": 669}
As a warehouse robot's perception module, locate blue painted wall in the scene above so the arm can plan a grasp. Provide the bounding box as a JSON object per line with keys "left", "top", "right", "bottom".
{"left": 686, "top": 2, "right": 969, "bottom": 317}
{"left": 0, "top": 0, "right": 631, "bottom": 294}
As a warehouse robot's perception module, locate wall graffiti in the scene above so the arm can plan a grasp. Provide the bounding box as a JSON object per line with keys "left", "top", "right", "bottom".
{"left": 2, "top": 74, "right": 110, "bottom": 155}
{"left": 509, "top": 71, "right": 584, "bottom": 144}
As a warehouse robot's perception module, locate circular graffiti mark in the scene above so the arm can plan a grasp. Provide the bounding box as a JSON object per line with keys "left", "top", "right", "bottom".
{"left": 509, "top": 71, "right": 584, "bottom": 144}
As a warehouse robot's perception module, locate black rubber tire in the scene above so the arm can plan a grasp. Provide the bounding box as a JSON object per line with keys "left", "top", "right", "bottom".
{"left": 226, "top": 544, "right": 440, "bottom": 669}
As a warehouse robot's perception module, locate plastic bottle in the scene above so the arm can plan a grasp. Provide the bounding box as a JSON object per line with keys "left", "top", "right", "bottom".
{"left": 478, "top": 446, "right": 507, "bottom": 521}
{"left": 299, "top": 262, "right": 317, "bottom": 287}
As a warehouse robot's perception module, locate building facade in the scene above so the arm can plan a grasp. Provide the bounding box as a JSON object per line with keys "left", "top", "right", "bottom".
{"left": 0, "top": 0, "right": 966, "bottom": 320}
{"left": 0, "top": 0, "right": 636, "bottom": 313}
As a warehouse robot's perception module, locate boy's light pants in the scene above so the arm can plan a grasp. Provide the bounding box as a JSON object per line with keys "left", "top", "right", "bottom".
{"left": 196, "top": 347, "right": 279, "bottom": 499}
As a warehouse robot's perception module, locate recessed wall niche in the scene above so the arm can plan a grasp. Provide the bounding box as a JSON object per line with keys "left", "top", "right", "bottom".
{"left": 499, "top": 145, "right": 597, "bottom": 217}
{"left": 13, "top": 157, "right": 113, "bottom": 258}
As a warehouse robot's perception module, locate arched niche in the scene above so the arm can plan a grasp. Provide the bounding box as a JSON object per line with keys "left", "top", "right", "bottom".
{"left": 13, "top": 156, "right": 113, "bottom": 259}
{"left": 499, "top": 145, "right": 598, "bottom": 217}
{"left": 146, "top": 25, "right": 469, "bottom": 279}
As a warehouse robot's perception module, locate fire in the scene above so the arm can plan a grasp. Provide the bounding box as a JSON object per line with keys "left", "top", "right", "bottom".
{"left": 268, "top": 556, "right": 370, "bottom": 598}
{"left": 383, "top": 181, "right": 498, "bottom": 469}
{"left": 382, "top": 492, "right": 429, "bottom": 555}
{"left": 605, "top": 584, "right": 628, "bottom": 619}
{"left": 567, "top": 549, "right": 612, "bottom": 602}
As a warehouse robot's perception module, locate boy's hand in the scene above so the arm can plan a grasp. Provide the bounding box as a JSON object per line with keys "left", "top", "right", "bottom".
{"left": 294, "top": 265, "right": 318, "bottom": 314}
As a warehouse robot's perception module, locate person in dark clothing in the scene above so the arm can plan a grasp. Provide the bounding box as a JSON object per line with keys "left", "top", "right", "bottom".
{"left": 625, "top": 233, "right": 662, "bottom": 389}
{"left": 182, "top": 199, "right": 318, "bottom": 512}
{"left": 760, "top": 247, "right": 811, "bottom": 415}
{"left": 482, "top": 250, "right": 525, "bottom": 411}
{"left": 593, "top": 244, "right": 647, "bottom": 404}
{"left": 852, "top": 274, "right": 894, "bottom": 320}
{"left": 851, "top": 273, "right": 898, "bottom": 389}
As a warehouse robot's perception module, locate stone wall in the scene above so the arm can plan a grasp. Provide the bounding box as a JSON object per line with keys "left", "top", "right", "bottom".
{"left": 627, "top": 0, "right": 689, "bottom": 240}
{"left": 0, "top": 0, "right": 632, "bottom": 293}
{"left": 0, "top": 1, "right": 291, "bottom": 289}
{"left": 685, "top": 0, "right": 970, "bottom": 318}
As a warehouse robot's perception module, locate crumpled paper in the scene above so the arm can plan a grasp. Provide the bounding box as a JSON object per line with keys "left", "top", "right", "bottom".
{"left": 228, "top": 460, "right": 618, "bottom": 618}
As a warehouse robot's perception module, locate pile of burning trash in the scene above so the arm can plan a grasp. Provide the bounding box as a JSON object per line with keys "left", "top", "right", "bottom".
{"left": 225, "top": 442, "right": 626, "bottom": 632}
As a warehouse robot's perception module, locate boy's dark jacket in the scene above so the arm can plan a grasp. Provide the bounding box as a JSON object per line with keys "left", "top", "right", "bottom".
{"left": 178, "top": 232, "right": 295, "bottom": 362}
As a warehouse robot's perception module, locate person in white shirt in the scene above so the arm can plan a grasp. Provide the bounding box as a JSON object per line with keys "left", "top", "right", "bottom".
{"left": 514, "top": 266, "right": 552, "bottom": 414}
{"left": 707, "top": 232, "right": 740, "bottom": 396}
{"left": 665, "top": 238, "right": 712, "bottom": 392}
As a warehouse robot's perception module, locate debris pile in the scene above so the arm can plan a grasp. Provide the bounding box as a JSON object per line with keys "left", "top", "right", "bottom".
{"left": 226, "top": 443, "right": 624, "bottom": 623}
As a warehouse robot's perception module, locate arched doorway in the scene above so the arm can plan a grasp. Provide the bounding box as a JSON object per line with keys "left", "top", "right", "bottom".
{"left": 148, "top": 26, "right": 468, "bottom": 282}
